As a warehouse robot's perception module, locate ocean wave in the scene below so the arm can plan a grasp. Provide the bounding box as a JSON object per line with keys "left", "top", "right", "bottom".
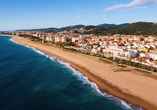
{"left": 33, "top": 49, "right": 45, "bottom": 56}
{"left": 10, "top": 37, "right": 144, "bottom": 110}
{"left": 10, "top": 38, "right": 23, "bottom": 46}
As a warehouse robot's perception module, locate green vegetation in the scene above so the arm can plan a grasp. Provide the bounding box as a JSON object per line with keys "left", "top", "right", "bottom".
{"left": 84, "top": 27, "right": 107, "bottom": 34}
{"left": 84, "top": 25, "right": 97, "bottom": 30}
{"left": 83, "top": 22, "right": 157, "bottom": 35}
{"left": 99, "top": 58, "right": 112, "bottom": 64}
{"left": 21, "top": 35, "right": 41, "bottom": 41}
{"left": 134, "top": 69, "right": 151, "bottom": 74}
{"left": 117, "top": 64, "right": 126, "bottom": 68}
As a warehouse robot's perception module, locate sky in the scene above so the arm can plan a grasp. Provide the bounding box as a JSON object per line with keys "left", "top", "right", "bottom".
{"left": 0, "top": 0, "right": 157, "bottom": 31}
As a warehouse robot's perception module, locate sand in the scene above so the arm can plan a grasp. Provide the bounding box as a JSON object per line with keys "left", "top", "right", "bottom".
{"left": 2, "top": 35, "right": 157, "bottom": 110}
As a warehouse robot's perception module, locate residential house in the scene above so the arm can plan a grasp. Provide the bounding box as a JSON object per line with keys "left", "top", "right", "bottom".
{"left": 91, "top": 48, "right": 100, "bottom": 54}
{"left": 55, "top": 37, "right": 67, "bottom": 43}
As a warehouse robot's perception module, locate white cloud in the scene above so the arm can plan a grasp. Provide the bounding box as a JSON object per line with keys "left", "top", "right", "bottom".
{"left": 74, "top": 15, "right": 86, "bottom": 18}
{"left": 103, "top": 0, "right": 157, "bottom": 11}
{"left": 101, "top": 15, "right": 107, "bottom": 17}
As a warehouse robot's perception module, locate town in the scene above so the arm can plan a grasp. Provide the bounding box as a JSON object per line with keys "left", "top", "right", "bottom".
{"left": 9, "top": 28, "right": 157, "bottom": 72}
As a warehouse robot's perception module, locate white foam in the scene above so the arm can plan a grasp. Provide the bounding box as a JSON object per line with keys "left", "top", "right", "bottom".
{"left": 49, "top": 55, "right": 144, "bottom": 110}
{"left": 54, "top": 60, "right": 134, "bottom": 109}
{"left": 34, "top": 49, "right": 45, "bottom": 56}
{"left": 10, "top": 38, "right": 34, "bottom": 49}
{"left": 10, "top": 38, "right": 23, "bottom": 46}
{"left": 10, "top": 37, "right": 144, "bottom": 110}
{"left": 49, "top": 56, "right": 56, "bottom": 61}
{"left": 56, "top": 59, "right": 70, "bottom": 67}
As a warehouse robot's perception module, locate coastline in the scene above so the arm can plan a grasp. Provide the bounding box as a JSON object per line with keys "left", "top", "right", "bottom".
{"left": 2, "top": 34, "right": 157, "bottom": 110}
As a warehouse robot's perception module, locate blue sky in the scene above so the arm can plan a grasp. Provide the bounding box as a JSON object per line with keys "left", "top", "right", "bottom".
{"left": 0, "top": 0, "right": 157, "bottom": 31}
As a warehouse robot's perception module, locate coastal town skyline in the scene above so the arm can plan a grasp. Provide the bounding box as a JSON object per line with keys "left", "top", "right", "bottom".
{"left": 8, "top": 21, "right": 157, "bottom": 69}
{"left": 1, "top": 0, "right": 157, "bottom": 31}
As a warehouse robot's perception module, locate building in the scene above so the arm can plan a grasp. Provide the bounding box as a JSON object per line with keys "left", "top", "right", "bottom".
{"left": 79, "top": 35, "right": 91, "bottom": 39}
{"left": 55, "top": 37, "right": 67, "bottom": 43}
{"left": 72, "top": 37, "right": 79, "bottom": 42}
{"left": 103, "top": 46, "right": 127, "bottom": 57}
{"left": 146, "top": 53, "right": 157, "bottom": 61}
{"left": 41, "top": 33, "right": 47, "bottom": 40}
{"left": 91, "top": 48, "right": 100, "bottom": 53}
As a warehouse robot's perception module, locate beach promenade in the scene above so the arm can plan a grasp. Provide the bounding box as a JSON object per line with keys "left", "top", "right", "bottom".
{"left": 6, "top": 35, "right": 157, "bottom": 110}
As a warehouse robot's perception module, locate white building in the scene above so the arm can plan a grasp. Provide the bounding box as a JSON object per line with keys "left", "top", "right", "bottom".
{"left": 103, "top": 46, "right": 127, "bottom": 57}
{"left": 139, "top": 53, "right": 146, "bottom": 57}
{"left": 72, "top": 37, "right": 79, "bottom": 42}
{"left": 91, "top": 48, "right": 100, "bottom": 53}
{"left": 55, "top": 37, "right": 67, "bottom": 43}
{"left": 46, "top": 36, "right": 54, "bottom": 41}
{"left": 146, "top": 53, "right": 157, "bottom": 60}
{"left": 128, "top": 49, "right": 140, "bottom": 58}
{"left": 33, "top": 33, "right": 40, "bottom": 37}
{"left": 79, "top": 35, "right": 91, "bottom": 39}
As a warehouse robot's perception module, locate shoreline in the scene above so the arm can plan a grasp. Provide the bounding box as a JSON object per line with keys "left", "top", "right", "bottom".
{"left": 1, "top": 34, "right": 157, "bottom": 110}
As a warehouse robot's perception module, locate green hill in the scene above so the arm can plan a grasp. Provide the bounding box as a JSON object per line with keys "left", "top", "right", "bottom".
{"left": 83, "top": 22, "right": 157, "bottom": 35}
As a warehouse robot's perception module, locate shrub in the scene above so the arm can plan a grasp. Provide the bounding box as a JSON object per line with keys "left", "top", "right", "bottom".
{"left": 133, "top": 63, "right": 139, "bottom": 67}
{"left": 101, "top": 55, "right": 104, "bottom": 58}
{"left": 107, "top": 57, "right": 113, "bottom": 60}
{"left": 153, "top": 69, "right": 157, "bottom": 72}
{"left": 131, "top": 62, "right": 135, "bottom": 66}
{"left": 93, "top": 54, "right": 97, "bottom": 56}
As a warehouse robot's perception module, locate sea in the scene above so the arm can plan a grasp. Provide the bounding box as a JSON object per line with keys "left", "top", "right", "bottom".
{"left": 0, "top": 35, "right": 143, "bottom": 110}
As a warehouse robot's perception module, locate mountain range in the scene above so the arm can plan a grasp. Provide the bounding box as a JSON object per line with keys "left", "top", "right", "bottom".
{"left": 97, "top": 23, "right": 130, "bottom": 27}
{"left": 2, "top": 22, "right": 157, "bottom": 35}
{"left": 16, "top": 27, "right": 58, "bottom": 32}
{"left": 15, "top": 23, "right": 130, "bottom": 32}
{"left": 0, "top": 31, "right": 9, "bottom": 33}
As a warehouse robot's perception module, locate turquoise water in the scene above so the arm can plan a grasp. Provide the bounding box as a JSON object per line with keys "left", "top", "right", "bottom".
{"left": 0, "top": 36, "right": 142, "bottom": 110}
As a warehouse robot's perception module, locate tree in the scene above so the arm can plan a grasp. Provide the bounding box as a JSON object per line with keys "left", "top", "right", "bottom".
{"left": 101, "top": 55, "right": 104, "bottom": 58}
{"left": 130, "top": 56, "right": 134, "bottom": 61}
{"left": 119, "top": 60, "right": 125, "bottom": 70}
{"left": 100, "top": 49, "right": 103, "bottom": 53}
{"left": 139, "top": 58, "right": 143, "bottom": 64}
{"left": 119, "top": 38, "right": 122, "bottom": 40}
{"left": 123, "top": 54, "right": 125, "bottom": 58}
{"left": 74, "top": 30, "right": 79, "bottom": 34}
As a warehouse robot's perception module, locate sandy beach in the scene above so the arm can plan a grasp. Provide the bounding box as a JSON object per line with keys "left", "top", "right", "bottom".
{"left": 3, "top": 34, "right": 157, "bottom": 110}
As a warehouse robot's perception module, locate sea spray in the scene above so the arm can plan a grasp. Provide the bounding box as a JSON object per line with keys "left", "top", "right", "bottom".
{"left": 10, "top": 37, "right": 144, "bottom": 110}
